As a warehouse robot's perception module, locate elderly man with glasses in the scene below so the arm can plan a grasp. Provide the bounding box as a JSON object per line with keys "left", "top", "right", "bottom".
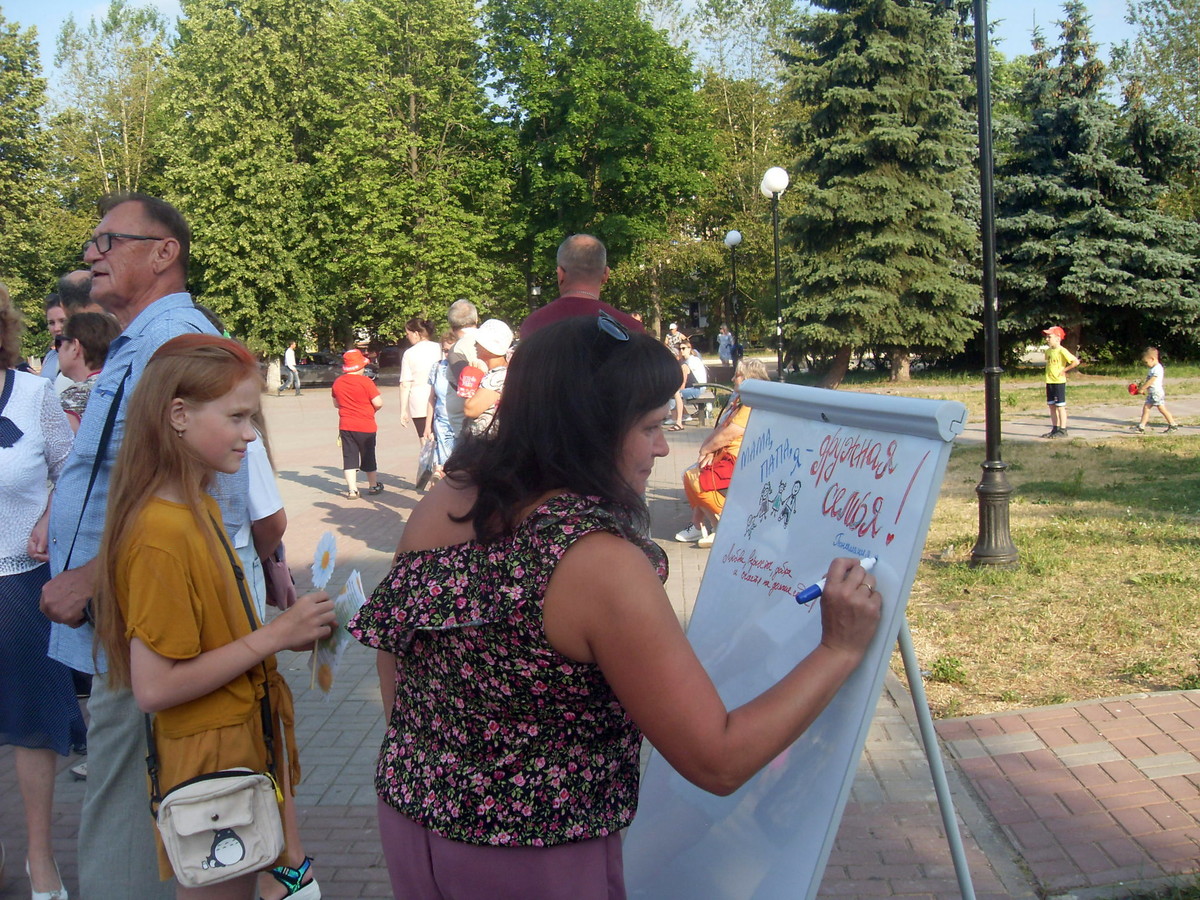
{"left": 37, "top": 193, "right": 223, "bottom": 900}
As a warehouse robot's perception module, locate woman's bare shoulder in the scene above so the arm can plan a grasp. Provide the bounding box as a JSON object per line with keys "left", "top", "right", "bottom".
{"left": 398, "top": 476, "right": 478, "bottom": 552}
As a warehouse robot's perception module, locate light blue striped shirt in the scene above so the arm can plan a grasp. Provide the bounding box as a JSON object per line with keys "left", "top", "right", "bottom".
{"left": 47, "top": 292, "right": 239, "bottom": 674}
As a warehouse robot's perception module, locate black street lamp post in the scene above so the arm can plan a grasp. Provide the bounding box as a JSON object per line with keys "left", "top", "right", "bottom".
{"left": 724, "top": 229, "right": 742, "bottom": 362}
{"left": 968, "top": 0, "right": 1018, "bottom": 567}
{"left": 760, "top": 167, "right": 790, "bottom": 383}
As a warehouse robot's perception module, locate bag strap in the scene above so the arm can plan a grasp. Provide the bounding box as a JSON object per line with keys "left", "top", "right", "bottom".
{"left": 143, "top": 511, "right": 278, "bottom": 812}
{"left": 0, "top": 368, "right": 14, "bottom": 413}
{"left": 63, "top": 366, "right": 131, "bottom": 571}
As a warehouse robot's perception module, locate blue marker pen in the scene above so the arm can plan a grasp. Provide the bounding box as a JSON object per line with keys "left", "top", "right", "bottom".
{"left": 795, "top": 557, "right": 877, "bottom": 605}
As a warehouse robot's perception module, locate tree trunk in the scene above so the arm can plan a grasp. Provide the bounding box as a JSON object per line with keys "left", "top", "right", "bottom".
{"left": 889, "top": 350, "right": 911, "bottom": 382}
{"left": 817, "top": 345, "right": 852, "bottom": 389}
{"left": 264, "top": 358, "right": 281, "bottom": 393}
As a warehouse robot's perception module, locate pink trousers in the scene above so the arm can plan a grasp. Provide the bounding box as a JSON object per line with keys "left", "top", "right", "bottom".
{"left": 377, "top": 799, "right": 627, "bottom": 899}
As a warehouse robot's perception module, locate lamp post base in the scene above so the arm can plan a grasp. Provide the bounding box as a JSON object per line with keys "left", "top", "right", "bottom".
{"left": 969, "top": 459, "right": 1019, "bottom": 567}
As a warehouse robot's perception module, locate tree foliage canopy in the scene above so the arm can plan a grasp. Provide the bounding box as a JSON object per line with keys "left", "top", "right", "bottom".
{"left": 484, "top": 0, "right": 714, "bottom": 292}
{"left": 0, "top": 11, "right": 59, "bottom": 351}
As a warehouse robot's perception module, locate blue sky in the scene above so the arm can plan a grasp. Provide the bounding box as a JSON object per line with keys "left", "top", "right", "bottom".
{"left": 7, "top": 0, "right": 1136, "bottom": 92}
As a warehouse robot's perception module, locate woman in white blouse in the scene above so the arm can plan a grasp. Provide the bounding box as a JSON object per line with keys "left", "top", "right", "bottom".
{"left": 0, "top": 284, "right": 83, "bottom": 899}
{"left": 397, "top": 318, "right": 442, "bottom": 441}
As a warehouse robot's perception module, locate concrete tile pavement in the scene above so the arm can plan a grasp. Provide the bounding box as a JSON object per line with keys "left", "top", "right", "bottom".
{"left": 950, "top": 392, "right": 1200, "bottom": 445}
{"left": 3, "top": 388, "right": 1197, "bottom": 899}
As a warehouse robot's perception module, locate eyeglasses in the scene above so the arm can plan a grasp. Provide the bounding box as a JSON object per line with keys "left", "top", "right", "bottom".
{"left": 81, "top": 232, "right": 166, "bottom": 256}
{"left": 53, "top": 335, "right": 67, "bottom": 348}
{"left": 597, "top": 312, "right": 629, "bottom": 342}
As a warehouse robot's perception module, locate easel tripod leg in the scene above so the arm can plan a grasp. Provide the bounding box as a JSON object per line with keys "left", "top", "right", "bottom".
{"left": 898, "top": 618, "right": 977, "bottom": 900}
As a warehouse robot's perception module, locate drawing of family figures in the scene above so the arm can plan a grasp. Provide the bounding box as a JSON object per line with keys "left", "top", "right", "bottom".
{"left": 745, "top": 479, "right": 803, "bottom": 537}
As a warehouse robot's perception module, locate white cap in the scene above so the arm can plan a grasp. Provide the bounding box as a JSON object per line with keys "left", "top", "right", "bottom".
{"left": 475, "top": 319, "right": 514, "bottom": 357}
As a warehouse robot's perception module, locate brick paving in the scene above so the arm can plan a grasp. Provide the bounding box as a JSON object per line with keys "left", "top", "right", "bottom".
{"left": 2, "top": 388, "right": 1198, "bottom": 899}
{"left": 938, "top": 694, "right": 1200, "bottom": 899}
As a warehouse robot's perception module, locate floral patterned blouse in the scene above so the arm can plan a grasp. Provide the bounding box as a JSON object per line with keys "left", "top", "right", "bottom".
{"left": 349, "top": 492, "right": 668, "bottom": 846}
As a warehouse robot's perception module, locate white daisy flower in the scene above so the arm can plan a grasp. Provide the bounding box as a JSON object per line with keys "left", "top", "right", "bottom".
{"left": 311, "top": 531, "right": 337, "bottom": 589}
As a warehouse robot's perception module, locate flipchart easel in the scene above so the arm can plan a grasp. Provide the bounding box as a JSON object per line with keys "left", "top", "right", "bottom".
{"left": 624, "top": 381, "right": 977, "bottom": 900}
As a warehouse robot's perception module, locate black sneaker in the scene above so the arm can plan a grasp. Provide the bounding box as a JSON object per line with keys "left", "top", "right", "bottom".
{"left": 1052, "top": 428, "right": 1068, "bottom": 438}
{"left": 1041, "top": 427, "right": 1060, "bottom": 438}
{"left": 1166, "top": 425, "right": 1180, "bottom": 434}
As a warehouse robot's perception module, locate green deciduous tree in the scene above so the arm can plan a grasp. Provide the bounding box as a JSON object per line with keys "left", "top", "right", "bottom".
{"left": 995, "top": 2, "right": 1200, "bottom": 358}
{"left": 1114, "top": 0, "right": 1200, "bottom": 219}
{"left": 162, "top": 0, "right": 330, "bottom": 353}
{"left": 312, "top": 0, "right": 521, "bottom": 339}
{"left": 51, "top": 0, "right": 171, "bottom": 204}
{"left": 0, "top": 11, "right": 62, "bottom": 354}
{"left": 1118, "top": 0, "right": 1200, "bottom": 128}
{"left": 780, "top": 0, "right": 980, "bottom": 386}
{"left": 686, "top": 1, "right": 806, "bottom": 345}
{"left": 483, "top": 0, "right": 714, "bottom": 301}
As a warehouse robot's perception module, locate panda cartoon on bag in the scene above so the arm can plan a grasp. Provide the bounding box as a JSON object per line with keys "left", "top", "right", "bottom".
{"left": 202, "top": 828, "right": 246, "bottom": 870}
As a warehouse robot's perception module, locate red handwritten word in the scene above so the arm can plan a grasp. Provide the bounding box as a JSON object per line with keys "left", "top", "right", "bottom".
{"left": 811, "top": 430, "right": 898, "bottom": 486}
{"left": 821, "top": 483, "right": 884, "bottom": 538}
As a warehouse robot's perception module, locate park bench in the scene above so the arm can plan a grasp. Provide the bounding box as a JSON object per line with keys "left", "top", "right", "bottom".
{"left": 683, "top": 383, "right": 734, "bottom": 426}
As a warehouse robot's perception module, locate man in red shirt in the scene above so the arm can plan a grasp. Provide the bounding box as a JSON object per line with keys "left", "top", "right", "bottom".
{"left": 331, "top": 349, "right": 383, "bottom": 499}
{"left": 520, "top": 234, "right": 645, "bottom": 337}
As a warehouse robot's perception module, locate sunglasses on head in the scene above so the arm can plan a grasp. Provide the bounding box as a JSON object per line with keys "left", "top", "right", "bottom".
{"left": 597, "top": 312, "right": 629, "bottom": 342}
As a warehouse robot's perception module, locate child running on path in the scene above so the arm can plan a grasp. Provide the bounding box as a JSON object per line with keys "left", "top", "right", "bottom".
{"left": 94, "top": 334, "right": 334, "bottom": 900}
{"left": 1132, "top": 346, "right": 1180, "bottom": 434}
{"left": 1042, "top": 325, "right": 1080, "bottom": 438}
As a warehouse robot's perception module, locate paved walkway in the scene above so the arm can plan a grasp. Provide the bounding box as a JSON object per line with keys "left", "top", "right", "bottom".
{"left": 2, "top": 389, "right": 1198, "bottom": 899}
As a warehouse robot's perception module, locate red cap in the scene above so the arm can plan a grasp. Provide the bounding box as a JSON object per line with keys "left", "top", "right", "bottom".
{"left": 1043, "top": 326, "right": 1065, "bottom": 339}
{"left": 342, "top": 349, "right": 369, "bottom": 372}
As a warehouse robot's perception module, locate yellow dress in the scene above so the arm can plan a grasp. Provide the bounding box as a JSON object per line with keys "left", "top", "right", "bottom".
{"left": 116, "top": 494, "right": 298, "bottom": 879}
{"left": 683, "top": 400, "right": 752, "bottom": 518}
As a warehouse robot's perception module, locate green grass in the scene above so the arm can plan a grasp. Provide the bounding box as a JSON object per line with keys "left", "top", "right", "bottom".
{"left": 902, "top": 435, "right": 1200, "bottom": 717}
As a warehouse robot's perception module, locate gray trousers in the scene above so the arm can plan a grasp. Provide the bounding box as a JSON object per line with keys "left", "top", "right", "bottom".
{"left": 79, "top": 675, "right": 175, "bottom": 899}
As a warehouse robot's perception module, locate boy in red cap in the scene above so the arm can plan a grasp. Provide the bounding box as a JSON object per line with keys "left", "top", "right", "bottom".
{"left": 332, "top": 348, "right": 384, "bottom": 497}
{"left": 1042, "top": 326, "right": 1079, "bottom": 438}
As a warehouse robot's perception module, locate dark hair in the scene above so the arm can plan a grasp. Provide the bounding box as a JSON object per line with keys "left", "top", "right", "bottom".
{"left": 445, "top": 315, "right": 679, "bottom": 540}
{"left": 63, "top": 312, "right": 121, "bottom": 370}
{"left": 98, "top": 193, "right": 191, "bottom": 278}
{"left": 406, "top": 317, "right": 436, "bottom": 340}
{"left": 194, "top": 303, "right": 226, "bottom": 334}
{"left": 44, "top": 294, "right": 63, "bottom": 313}
{"left": 58, "top": 271, "right": 93, "bottom": 311}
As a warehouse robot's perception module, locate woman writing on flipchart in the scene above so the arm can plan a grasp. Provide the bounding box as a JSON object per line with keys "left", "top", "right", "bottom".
{"left": 349, "top": 314, "right": 881, "bottom": 900}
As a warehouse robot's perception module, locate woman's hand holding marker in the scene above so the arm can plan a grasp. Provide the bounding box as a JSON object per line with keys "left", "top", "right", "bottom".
{"left": 810, "top": 557, "right": 882, "bottom": 663}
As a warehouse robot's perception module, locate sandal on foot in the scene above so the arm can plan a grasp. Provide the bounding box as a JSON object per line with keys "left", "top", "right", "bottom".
{"left": 367, "top": 483, "right": 385, "bottom": 495}
{"left": 343, "top": 490, "right": 360, "bottom": 500}
{"left": 664, "top": 423, "right": 684, "bottom": 432}
{"left": 261, "top": 856, "right": 320, "bottom": 900}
